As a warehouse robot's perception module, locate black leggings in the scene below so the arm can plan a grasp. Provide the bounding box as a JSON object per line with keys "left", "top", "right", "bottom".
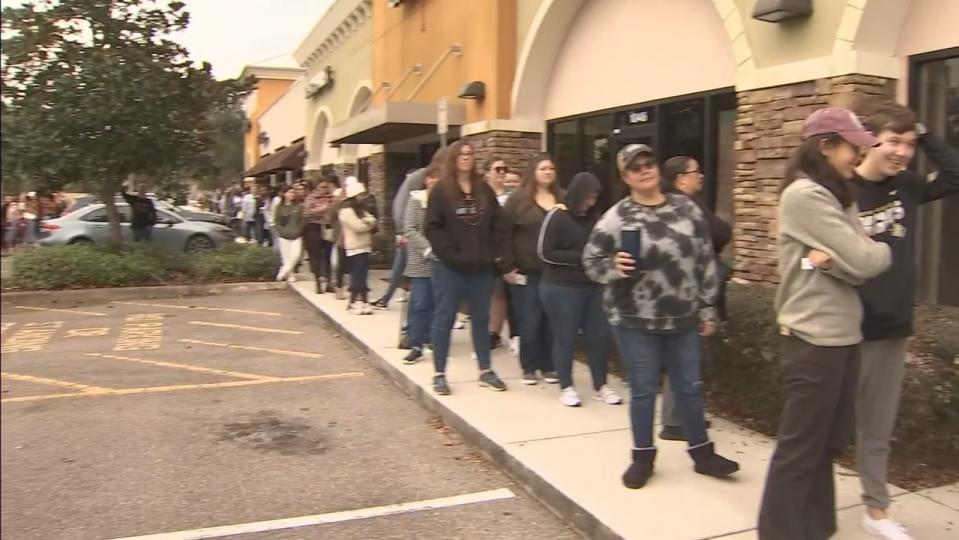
{"left": 303, "top": 223, "right": 333, "bottom": 282}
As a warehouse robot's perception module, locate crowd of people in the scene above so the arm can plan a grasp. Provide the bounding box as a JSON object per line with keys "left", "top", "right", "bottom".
{"left": 1, "top": 191, "right": 69, "bottom": 252}
{"left": 263, "top": 102, "right": 956, "bottom": 540}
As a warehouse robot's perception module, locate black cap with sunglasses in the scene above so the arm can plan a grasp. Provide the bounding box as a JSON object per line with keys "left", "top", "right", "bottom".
{"left": 616, "top": 143, "right": 655, "bottom": 173}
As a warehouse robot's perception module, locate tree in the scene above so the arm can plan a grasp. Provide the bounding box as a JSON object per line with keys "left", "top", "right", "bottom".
{"left": 1, "top": 0, "right": 248, "bottom": 244}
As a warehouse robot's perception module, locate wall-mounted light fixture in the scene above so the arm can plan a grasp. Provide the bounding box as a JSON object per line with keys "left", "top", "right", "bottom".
{"left": 458, "top": 81, "right": 485, "bottom": 100}
{"left": 752, "top": 0, "right": 812, "bottom": 23}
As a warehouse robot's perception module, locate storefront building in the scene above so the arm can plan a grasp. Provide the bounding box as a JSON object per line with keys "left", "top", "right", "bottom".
{"left": 240, "top": 56, "right": 305, "bottom": 182}
{"left": 290, "top": 0, "right": 956, "bottom": 304}
{"left": 512, "top": 0, "right": 958, "bottom": 306}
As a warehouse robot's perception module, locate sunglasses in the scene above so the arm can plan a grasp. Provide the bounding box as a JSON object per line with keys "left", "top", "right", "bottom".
{"left": 493, "top": 166, "right": 508, "bottom": 174}
{"left": 627, "top": 161, "right": 657, "bottom": 173}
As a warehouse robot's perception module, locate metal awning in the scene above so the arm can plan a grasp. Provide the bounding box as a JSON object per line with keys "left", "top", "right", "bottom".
{"left": 329, "top": 101, "right": 466, "bottom": 145}
{"left": 243, "top": 140, "right": 306, "bottom": 177}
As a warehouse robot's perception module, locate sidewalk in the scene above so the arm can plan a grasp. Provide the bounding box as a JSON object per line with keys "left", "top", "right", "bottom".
{"left": 290, "top": 271, "right": 958, "bottom": 540}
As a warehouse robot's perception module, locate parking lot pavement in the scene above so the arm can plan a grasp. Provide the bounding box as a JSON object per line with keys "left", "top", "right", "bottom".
{"left": 1, "top": 290, "right": 579, "bottom": 539}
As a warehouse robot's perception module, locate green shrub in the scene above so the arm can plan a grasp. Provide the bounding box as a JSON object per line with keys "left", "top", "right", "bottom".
{"left": 8, "top": 243, "right": 280, "bottom": 290}
{"left": 703, "top": 282, "right": 959, "bottom": 489}
{"left": 10, "top": 245, "right": 166, "bottom": 289}
{"left": 190, "top": 244, "right": 280, "bottom": 280}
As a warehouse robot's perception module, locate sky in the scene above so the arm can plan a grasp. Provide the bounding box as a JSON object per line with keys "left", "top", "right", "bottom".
{"left": 1, "top": 0, "right": 334, "bottom": 79}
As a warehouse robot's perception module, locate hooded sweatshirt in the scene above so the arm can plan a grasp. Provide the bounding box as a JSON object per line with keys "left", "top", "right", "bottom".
{"left": 424, "top": 181, "right": 504, "bottom": 273}
{"left": 538, "top": 172, "right": 602, "bottom": 289}
{"left": 501, "top": 190, "right": 556, "bottom": 275}
{"left": 851, "top": 133, "right": 959, "bottom": 340}
{"left": 392, "top": 168, "right": 426, "bottom": 235}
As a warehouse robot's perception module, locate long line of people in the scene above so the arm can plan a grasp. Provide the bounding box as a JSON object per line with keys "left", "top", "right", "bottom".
{"left": 268, "top": 102, "right": 956, "bottom": 540}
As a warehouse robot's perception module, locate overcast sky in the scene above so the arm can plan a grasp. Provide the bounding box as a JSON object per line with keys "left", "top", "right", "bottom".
{"left": 1, "top": 0, "right": 333, "bottom": 79}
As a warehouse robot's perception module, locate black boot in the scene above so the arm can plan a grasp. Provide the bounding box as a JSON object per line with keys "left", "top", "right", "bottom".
{"left": 688, "top": 441, "right": 739, "bottom": 478}
{"left": 622, "top": 447, "right": 656, "bottom": 489}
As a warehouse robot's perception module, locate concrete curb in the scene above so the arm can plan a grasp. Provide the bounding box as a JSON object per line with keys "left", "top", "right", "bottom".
{"left": 1, "top": 281, "right": 287, "bottom": 305}
{"left": 291, "top": 287, "right": 620, "bottom": 540}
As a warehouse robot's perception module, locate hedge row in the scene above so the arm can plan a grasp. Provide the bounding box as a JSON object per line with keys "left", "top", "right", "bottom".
{"left": 8, "top": 244, "right": 280, "bottom": 290}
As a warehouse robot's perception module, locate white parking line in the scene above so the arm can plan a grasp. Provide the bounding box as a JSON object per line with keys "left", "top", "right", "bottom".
{"left": 187, "top": 321, "right": 303, "bottom": 335}
{"left": 112, "top": 301, "right": 281, "bottom": 317}
{"left": 110, "top": 488, "right": 516, "bottom": 539}
{"left": 15, "top": 305, "right": 106, "bottom": 316}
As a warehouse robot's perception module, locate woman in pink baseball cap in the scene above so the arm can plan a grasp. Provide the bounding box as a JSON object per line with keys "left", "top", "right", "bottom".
{"left": 758, "top": 107, "right": 893, "bottom": 539}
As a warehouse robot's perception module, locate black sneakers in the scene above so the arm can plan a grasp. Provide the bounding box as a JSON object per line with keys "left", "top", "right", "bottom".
{"left": 403, "top": 348, "right": 423, "bottom": 365}
{"left": 433, "top": 373, "right": 450, "bottom": 395}
{"left": 372, "top": 299, "right": 388, "bottom": 309}
{"left": 479, "top": 370, "right": 507, "bottom": 391}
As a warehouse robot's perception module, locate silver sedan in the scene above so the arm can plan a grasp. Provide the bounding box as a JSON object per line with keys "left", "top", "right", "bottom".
{"left": 38, "top": 203, "right": 237, "bottom": 252}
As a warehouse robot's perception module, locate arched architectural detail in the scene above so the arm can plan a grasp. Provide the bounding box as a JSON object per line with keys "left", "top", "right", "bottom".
{"left": 512, "top": 0, "right": 751, "bottom": 122}
{"left": 306, "top": 106, "right": 334, "bottom": 169}
{"left": 340, "top": 82, "right": 374, "bottom": 162}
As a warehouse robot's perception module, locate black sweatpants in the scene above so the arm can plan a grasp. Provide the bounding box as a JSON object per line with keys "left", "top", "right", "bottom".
{"left": 303, "top": 223, "right": 333, "bottom": 283}
{"left": 758, "top": 334, "right": 860, "bottom": 540}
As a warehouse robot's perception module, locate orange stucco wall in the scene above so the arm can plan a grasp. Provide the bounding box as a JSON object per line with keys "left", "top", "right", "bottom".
{"left": 372, "top": 0, "right": 516, "bottom": 123}
{"left": 244, "top": 78, "right": 296, "bottom": 166}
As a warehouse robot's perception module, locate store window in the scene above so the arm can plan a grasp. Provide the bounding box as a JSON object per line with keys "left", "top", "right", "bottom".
{"left": 546, "top": 89, "right": 735, "bottom": 213}
{"left": 910, "top": 47, "right": 959, "bottom": 306}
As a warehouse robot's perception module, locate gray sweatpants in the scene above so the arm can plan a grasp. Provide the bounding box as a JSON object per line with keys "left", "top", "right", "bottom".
{"left": 856, "top": 337, "right": 909, "bottom": 510}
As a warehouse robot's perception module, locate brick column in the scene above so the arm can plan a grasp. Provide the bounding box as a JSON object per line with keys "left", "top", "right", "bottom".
{"left": 733, "top": 74, "right": 895, "bottom": 284}
{"left": 332, "top": 163, "right": 356, "bottom": 179}
{"left": 463, "top": 130, "right": 543, "bottom": 175}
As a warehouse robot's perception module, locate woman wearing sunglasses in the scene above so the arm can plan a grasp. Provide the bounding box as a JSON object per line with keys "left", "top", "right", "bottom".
{"left": 583, "top": 143, "right": 739, "bottom": 489}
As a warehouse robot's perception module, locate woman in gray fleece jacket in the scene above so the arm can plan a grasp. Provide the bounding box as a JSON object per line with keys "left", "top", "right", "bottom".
{"left": 758, "top": 107, "right": 892, "bottom": 540}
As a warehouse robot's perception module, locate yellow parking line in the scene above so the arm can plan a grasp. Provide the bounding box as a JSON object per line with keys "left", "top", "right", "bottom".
{"left": 86, "top": 353, "right": 274, "bottom": 381}
{"left": 14, "top": 305, "right": 106, "bottom": 316}
{"left": 188, "top": 321, "right": 303, "bottom": 335}
{"left": 0, "top": 372, "right": 364, "bottom": 403}
{"left": 179, "top": 339, "right": 322, "bottom": 359}
{"left": 0, "top": 371, "right": 112, "bottom": 393}
{"left": 112, "top": 301, "right": 281, "bottom": 317}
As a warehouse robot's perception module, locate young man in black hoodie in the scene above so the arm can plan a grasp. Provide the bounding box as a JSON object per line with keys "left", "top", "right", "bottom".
{"left": 852, "top": 103, "right": 959, "bottom": 540}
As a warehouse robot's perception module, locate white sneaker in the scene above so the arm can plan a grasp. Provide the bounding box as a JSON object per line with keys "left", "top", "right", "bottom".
{"left": 397, "top": 290, "right": 408, "bottom": 303}
{"left": 509, "top": 336, "right": 520, "bottom": 356}
{"left": 559, "top": 386, "right": 582, "bottom": 407}
{"left": 347, "top": 303, "right": 359, "bottom": 314}
{"left": 453, "top": 319, "right": 466, "bottom": 330}
{"left": 862, "top": 515, "right": 913, "bottom": 540}
{"left": 287, "top": 275, "right": 297, "bottom": 283}
{"left": 361, "top": 303, "right": 373, "bottom": 315}
{"left": 594, "top": 385, "right": 623, "bottom": 405}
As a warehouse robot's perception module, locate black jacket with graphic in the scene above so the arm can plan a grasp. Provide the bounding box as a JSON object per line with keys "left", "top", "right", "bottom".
{"left": 851, "top": 133, "right": 959, "bottom": 340}
{"left": 424, "top": 182, "right": 505, "bottom": 273}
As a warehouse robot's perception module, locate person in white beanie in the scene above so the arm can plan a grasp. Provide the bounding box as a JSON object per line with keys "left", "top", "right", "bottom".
{"left": 338, "top": 176, "right": 378, "bottom": 314}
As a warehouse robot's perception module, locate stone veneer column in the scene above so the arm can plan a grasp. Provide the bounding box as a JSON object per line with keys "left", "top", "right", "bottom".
{"left": 733, "top": 74, "right": 895, "bottom": 284}
{"left": 302, "top": 169, "right": 324, "bottom": 183}
{"left": 332, "top": 163, "right": 356, "bottom": 179}
{"left": 463, "top": 130, "right": 543, "bottom": 175}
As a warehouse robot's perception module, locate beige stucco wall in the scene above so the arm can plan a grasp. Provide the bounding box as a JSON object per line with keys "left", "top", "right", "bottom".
{"left": 735, "top": 0, "right": 846, "bottom": 68}
{"left": 302, "top": 16, "right": 373, "bottom": 168}
{"left": 896, "top": 0, "right": 959, "bottom": 58}
{"left": 259, "top": 77, "right": 307, "bottom": 154}
{"left": 544, "top": 0, "right": 736, "bottom": 120}
{"left": 516, "top": 0, "right": 543, "bottom": 64}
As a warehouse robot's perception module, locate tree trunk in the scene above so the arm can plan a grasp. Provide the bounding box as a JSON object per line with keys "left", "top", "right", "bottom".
{"left": 101, "top": 184, "right": 123, "bottom": 247}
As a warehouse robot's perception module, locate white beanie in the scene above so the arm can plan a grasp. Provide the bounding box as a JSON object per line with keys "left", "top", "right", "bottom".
{"left": 344, "top": 176, "right": 366, "bottom": 199}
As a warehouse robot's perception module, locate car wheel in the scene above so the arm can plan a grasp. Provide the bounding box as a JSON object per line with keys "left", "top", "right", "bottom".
{"left": 69, "top": 237, "right": 94, "bottom": 246}
{"left": 185, "top": 234, "right": 215, "bottom": 253}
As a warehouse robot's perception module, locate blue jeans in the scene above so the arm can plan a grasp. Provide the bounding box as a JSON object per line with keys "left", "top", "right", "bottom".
{"left": 430, "top": 261, "right": 494, "bottom": 373}
{"left": 540, "top": 283, "right": 610, "bottom": 390}
{"left": 348, "top": 252, "right": 371, "bottom": 298}
{"left": 132, "top": 227, "right": 152, "bottom": 243}
{"left": 379, "top": 245, "right": 408, "bottom": 304}
{"left": 408, "top": 277, "right": 433, "bottom": 349}
{"left": 510, "top": 273, "right": 553, "bottom": 375}
{"left": 612, "top": 326, "right": 708, "bottom": 449}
